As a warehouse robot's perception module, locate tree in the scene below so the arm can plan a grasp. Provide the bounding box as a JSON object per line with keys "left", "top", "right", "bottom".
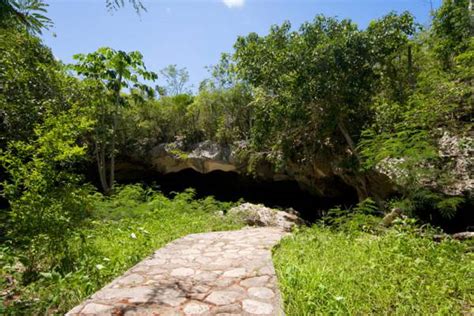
{"left": 232, "top": 14, "right": 415, "bottom": 202}
{"left": 201, "top": 53, "right": 239, "bottom": 90}
{"left": 366, "top": 11, "right": 417, "bottom": 103}
{"left": 0, "top": 27, "right": 80, "bottom": 149}
{"left": 71, "top": 47, "right": 157, "bottom": 194}
{"left": 0, "top": 102, "right": 94, "bottom": 276}
{"left": 0, "top": 28, "right": 95, "bottom": 264}
{"left": 431, "top": 0, "right": 472, "bottom": 69}
{"left": 106, "top": 0, "right": 145, "bottom": 13}
{"left": 0, "top": 0, "right": 52, "bottom": 34}
{"left": 188, "top": 83, "right": 252, "bottom": 143}
{"left": 158, "top": 64, "right": 190, "bottom": 96}
{"left": 359, "top": 1, "right": 473, "bottom": 219}
{"left": 0, "top": 0, "right": 145, "bottom": 34}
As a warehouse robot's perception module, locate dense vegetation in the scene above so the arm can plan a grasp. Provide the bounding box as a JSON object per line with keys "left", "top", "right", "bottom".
{"left": 0, "top": 0, "right": 472, "bottom": 314}
{"left": 0, "top": 186, "right": 242, "bottom": 314}
{"left": 118, "top": 1, "right": 472, "bottom": 219}
{"left": 274, "top": 205, "right": 473, "bottom": 315}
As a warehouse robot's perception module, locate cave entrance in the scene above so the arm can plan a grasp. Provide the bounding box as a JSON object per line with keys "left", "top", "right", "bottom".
{"left": 118, "top": 168, "right": 359, "bottom": 222}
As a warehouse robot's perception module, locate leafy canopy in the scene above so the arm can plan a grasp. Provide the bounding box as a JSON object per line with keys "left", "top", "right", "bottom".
{"left": 72, "top": 47, "right": 157, "bottom": 96}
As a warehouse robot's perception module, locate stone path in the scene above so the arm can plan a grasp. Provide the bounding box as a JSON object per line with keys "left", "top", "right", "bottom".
{"left": 67, "top": 227, "right": 287, "bottom": 316}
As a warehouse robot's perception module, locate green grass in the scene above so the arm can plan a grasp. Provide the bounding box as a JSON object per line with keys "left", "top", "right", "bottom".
{"left": 273, "top": 222, "right": 474, "bottom": 315}
{"left": 3, "top": 189, "right": 473, "bottom": 315}
{"left": 0, "top": 185, "right": 243, "bottom": 315}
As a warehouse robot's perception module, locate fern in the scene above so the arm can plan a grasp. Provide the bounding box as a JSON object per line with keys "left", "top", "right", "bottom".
{"left": 435, "top": 196, "right": 464, "bottom": 219}
{"left": 353, "top": 198, "right": 379, "bottom": 215}
{"left": 105, "top": 0, "right": 146, "bottom": 13}
{"left": 0, "top": 0, "right": 52, "bottom": 34}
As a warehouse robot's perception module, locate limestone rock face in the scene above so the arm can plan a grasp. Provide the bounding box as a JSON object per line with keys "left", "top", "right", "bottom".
{"left": 142, "top": 140, "right": 395, "bottom": 199}
{"left": 375, "top": 131, "right": 473, "bottom": 196}
{"left": 437, "top": 131, "right": 473, "bottom": 195}
{"left": 150, "top": 140, "right": 238, "bottom": 174}
{"left": 228, "top": 203, "right": 304, "bottom": 232}
{"left": 112, "top": 140, "right": 396, "bottom": 202}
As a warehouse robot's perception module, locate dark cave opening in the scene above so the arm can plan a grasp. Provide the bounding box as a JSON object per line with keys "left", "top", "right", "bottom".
{"left": 116, "top": 168, "right": 359, "bottom": 223}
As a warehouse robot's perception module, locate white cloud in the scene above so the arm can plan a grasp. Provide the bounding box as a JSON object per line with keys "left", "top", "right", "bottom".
{"left": 222, "top": 0, "right": 245, "bottom": 9}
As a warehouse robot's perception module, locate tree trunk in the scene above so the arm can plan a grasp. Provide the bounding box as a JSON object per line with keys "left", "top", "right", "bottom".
{"left": 337, "top": 120, "right": 357, "bottom": 154}
{"left": 109, "top": 112, "right": 116, "bottom": 193}
{"left": 96, "top": 141, "right": 109, "bottom": 194}
{"left": 337, "top": 120, "right": 368, "bottom": 199}
{"left": 95, "top": 104, "right": 110, "bottom": 194}
{"left": 108, "top": 73, "right": 122, "bottom": 194}
{"left": 337, "top": 120, "right": 385, "bottom": 208}
{"left": 407, "top": 44, "right": 415, "bottom": 90}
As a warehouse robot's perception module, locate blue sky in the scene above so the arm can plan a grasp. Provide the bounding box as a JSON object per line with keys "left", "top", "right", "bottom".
{"left": 42, "top": 0, "right": 441, "bottom": 90}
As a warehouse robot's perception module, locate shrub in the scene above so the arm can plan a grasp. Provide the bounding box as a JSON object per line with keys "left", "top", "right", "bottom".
{"left": 0, "top": 105, "right": 93, "bottom": 277}
{"left": 322, "top": 198, "right": 381, "bottom": 233}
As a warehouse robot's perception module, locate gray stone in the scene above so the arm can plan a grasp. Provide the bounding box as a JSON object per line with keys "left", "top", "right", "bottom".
{"left": 171, "top": 268, "right": 195, "bottom": 277}
{"left": 193, "top": 271, "right": 219, "bottom": 282}
{"left": 162, "top": 296, "right": 187, "bottom": 307}
{"left": 248, "top": 287, "right": 275, "bottom": 299}
{"left": 223, "top": 268, "right": 246, "bottom": 278}
{"left": 204, "top": 291, "right": 241, "bottom": 305}
{"left": 214, "top": 278, "right": 235, "bottom": 287}
{"left": 258, "top": 266, "right": 274, "bottom": 276}
{"left": 118, "top": 274, "right": 144, "bottom": 285}
{"left": 81, "top": 303, "right": 113, "bottom": 314}
{"left": 143, "top": 258, "right": 167, "bottom": 266}
{"left": 183, "top": 302, "right": 210, "bottom": 315}
{"left": 242, "top": 299, "right": 274, "bottom": 314}
{"left": 214, "top": 303, "right": 242, "bottom": 314}
{"left": 240, "top": 276, "right": 270, "bottom": 288}
{"left": 126, "top": 306, "right": 183, "bottom": 316}
{"left": 227, "top": 203, "right": 303, "bottom": 231}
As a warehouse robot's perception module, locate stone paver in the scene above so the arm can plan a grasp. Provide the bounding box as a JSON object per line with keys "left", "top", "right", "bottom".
{"left": 67, "top": 227, "right": 286, "bottom": 315}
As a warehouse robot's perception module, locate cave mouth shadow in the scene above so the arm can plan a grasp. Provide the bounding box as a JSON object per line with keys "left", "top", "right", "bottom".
{"left": 118, "top": 168, "right": 359, "bottom": 223}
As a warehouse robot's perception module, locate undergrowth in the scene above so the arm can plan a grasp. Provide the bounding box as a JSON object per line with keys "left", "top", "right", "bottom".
{"left": 273, "top": 202, "right": 474, "bottom": 315}
{"left": 0, "top": 185, "right": 243, "bottom": 315}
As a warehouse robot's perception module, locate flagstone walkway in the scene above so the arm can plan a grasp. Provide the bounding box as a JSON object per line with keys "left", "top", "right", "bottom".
{"left": 67, "top": 227, "right": 287, "bottom": 315}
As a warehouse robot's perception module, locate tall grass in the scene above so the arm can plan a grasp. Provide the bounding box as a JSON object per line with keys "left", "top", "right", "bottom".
{"left": 273, "top": 219, "right": 473, "bottom": 315}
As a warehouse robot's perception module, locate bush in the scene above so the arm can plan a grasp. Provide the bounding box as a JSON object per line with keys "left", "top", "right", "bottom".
{"left": 0, "top": 105, "right": 93, "bottom": 278}
{"left": 322, "top": 198, "right": 382, "bottom": 233}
